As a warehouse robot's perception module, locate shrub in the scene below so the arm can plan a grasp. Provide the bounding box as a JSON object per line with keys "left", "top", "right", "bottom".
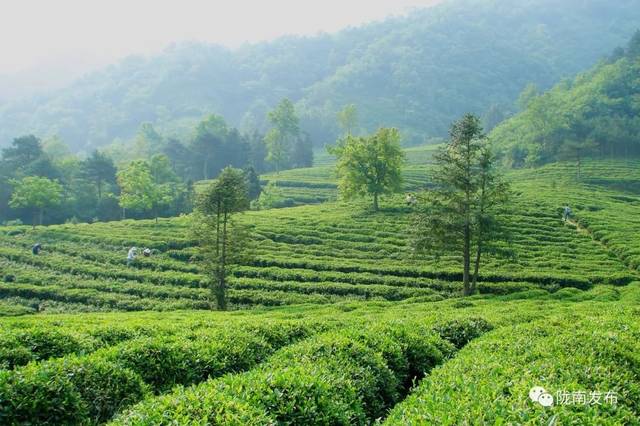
{"left": 0, "top": 362, "right": 86, "bottom": 425}
{"left": 115, "top": 321, "right": 460, "bottom": 425}
{"left": 385, "top": 314, "right": 640, "bottom": 424}
{"left": 433, "top": 317, "right": 494, "bottom": 349}
{"left": 56, "top": 356, "right": 149, "bottom": 423}
{"left": 111, "top": 384, "right": 274, "bottom": 425}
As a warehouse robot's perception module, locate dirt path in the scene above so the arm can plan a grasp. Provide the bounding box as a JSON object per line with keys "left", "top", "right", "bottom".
{"left": 565, "top": 218, "right": 637, "bottom": 274}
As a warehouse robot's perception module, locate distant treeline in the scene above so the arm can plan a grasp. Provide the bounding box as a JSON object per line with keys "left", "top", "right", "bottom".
{"left": 0, "top": 99, "right": 312, "bottom": 226}
{"left": 2, "top": 0, "right": 640, "bottom": 150}
{"left": 492, "top": 31, "right": 640, "bottom": 168}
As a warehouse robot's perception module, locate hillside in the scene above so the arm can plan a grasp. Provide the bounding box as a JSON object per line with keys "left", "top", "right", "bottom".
{"left": 1, "top": 155, "right": 640, "bottom": 423}
{"left": 2, "top": 0, "right": 640, "bottom": 151}
{"left": 1, "top": 158, "right": 638, "bottom": 313}
{"left": 491, "top": 30, "right": 640, "bottom": 167}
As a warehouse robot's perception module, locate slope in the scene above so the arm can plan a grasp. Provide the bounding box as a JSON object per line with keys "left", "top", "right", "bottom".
{"left": 2, "top": 0, "right": 640, "bottom": 150}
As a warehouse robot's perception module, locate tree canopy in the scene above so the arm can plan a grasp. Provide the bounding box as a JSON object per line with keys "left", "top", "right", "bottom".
{"left": 2, "top": 0, "right": 639, "bottom": 150}
{"left": 331, "top": 128, "right": 404, "bottom": 211}
{"left": 492, "top": 31, "right": 640, "bottom": 167}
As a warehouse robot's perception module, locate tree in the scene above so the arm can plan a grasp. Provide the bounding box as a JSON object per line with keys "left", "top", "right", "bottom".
{"left": 190, "top": 115, "right": 228, "bottom": 180}
{"left": 627, "top": 29, "right": 640, "bottom": 59}
{"left": 481, "top": 104, "right": 507, "bottom": 132}
{"left": 193, "top": 167, "right": 251, "bottom": 310}
{"left": 1, "top": 135, "right": 43, "bottom": 172}
{"left": 244, "top": 167, "right": 262, "bottom": 200}
{"left": 330, "top": 128, "right": 404, "bottom": 211}
{"left": 412, "top": 114, "right": 510, "bottom": 296}
{"left": 558, "top": 139, "right": 598, "bottom": 180}
{"left": 517, "top": 83, "right": 539, "bottom": 111}
{"left": 149, "top": 154, "right": 179, "bottom": 185}
{"left": 133, "top": 123, "right": 163, "bottom": 159}
{"left": 9, "top": 176, "right": 63, "bottom": 227}
{"left": 265, "top": 99, "right": 300, "bottom": 172}
{"left": 116, "top": 160, "right": 171, "bottom": 222}
{"left": 82, "top": 150, "right": 117, "bottom": 200}
{"left": 163, "top": 138, "right": 193, "bottom": 180}
{"left": 337, "top": 104, "right": 358, "bottom": 136}
{"left": 290, "top": 132, "right": 314, "bottom": 168}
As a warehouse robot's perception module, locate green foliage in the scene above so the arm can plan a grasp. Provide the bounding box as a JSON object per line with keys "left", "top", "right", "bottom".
{"left": 113, "top": 320, "right": 457, "bottom": 425}
{"left": 433, "top": 317, "right": 494, "bottom": 349}
{"left": 253, "top": 181, "right": 294, "bottom": 210}
{"left": 385, "top": 312, "right": 640, "bottom": 424}
{"left": 82, "top": 150, "right": 117, "bottom": 199}
{"left": 9, "top": 176, "right": 63, "bottom": 226}
{"left": 4, "top": 1, "right": 639, "bottom": 150}
{"left": 493, "top": 32, "right": 640, "bottom": 167}
{"left": 117, "top": 160, "right": 172, "bottom": 220}
{"left": 331, "top": 128, "right": 404, "bottom": 210}
{"left": 337, "top": 104, "right": 359, "bottom": 136}
{"left": 264, "top": 98, "right": 313, "bottom": 171}
{"left": 194, "top": 167, "right": 251, "bottom": 309}
{"left": 413, "top": 114, "right": 511, "bottom": 295}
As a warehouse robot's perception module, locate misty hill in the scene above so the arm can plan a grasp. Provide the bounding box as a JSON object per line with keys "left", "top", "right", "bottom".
{"left": 491, "top": 30, "right": 640, "bottom": 168}
{"left": 1, "top": 0, "right": 640, "bottom": 152}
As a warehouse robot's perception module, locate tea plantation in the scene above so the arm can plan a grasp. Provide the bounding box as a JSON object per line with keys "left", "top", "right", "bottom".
{"left": 1, "top": 157, "right": 639, "bottom": 424}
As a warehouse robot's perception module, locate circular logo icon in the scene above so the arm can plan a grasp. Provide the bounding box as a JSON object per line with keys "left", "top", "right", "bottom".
{"left": 529, "top": 386, "right": 554, "bottom": 407}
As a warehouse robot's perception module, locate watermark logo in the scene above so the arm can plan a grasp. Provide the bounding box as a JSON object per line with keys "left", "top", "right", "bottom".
{"left": 529, "top": 386, "right": 554, "bottom": 407}
{"left": 530, "top": 386, "right": 618, "bottom": 408}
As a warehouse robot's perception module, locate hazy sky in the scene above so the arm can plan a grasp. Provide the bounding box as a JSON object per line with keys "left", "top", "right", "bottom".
{"left": 0, "top": 0, "right": 442, "bottom": 75}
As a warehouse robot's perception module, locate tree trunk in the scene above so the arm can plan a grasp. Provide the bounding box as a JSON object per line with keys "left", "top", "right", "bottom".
{"left": 471, "top": 239, "right": 482, "bottom": 293}
{"left": 215, "top": 201, "right": 221, "bottom": 257}
{"left": 217, "top": 211, "right": 228, "bottom": 311}
{"left": 32, "top": 210, "right": 38, "bottom": 229}
{"left": 373, "top": 193, "right": 379, "bottom": 211}
{"left": 97, "top": 179, "right": 102, "bottom": 200}
{"left": 463, "top": 221, "right": 471, "bottom": 295}
{"left": 472, "top": 173, "right": 487, "bottom": 293}
{"left": 39, "top": 208, "right": 44, "bottom": 226}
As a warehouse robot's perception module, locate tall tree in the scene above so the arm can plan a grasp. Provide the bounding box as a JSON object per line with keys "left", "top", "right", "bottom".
{"left": 337, "top": 104, "right": 358, "bottom": 136}
{"left": 290, "top": 132, "right": 314, "bottom": 168}
{"left": 244, "top": 167, "right": 262, "bottom": 201}
{"left": 330, "top": 127, "right": 404, "bottom": 211}
{"left": 133, "top": 123, "right": 164, "bottom": 159}
{"left": 516, "top": 83, "right": 539, "bottom": 111}
{"left": 190, "top": 115, "right": 228, "bottom": 180}
{"left": 412, "top": 114, "right": 510, "bottom": 295}
{"left": 149, "top": 154, "right": 179, "bottom": 185}
{"left": 9, "top": 176, "right": 63, "bottom": 227}
{"left": 116, "top": 160, "right": 171, "bottom": 222}
{"left": 265, "top": 99, "right": 300, "bottom": 172}
{"left": 193, "top": 167, "right": 251, "bottom": 310}
{"left": 163, "top": 138, "right": 193, "bottom": 180}
{"left": 82, "top": 150, "right": 117, "bottom": 200}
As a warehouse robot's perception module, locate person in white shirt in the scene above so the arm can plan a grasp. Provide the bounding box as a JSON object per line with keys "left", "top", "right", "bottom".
{"left": 127, "top": 247, "right": 137, "bottom": 267}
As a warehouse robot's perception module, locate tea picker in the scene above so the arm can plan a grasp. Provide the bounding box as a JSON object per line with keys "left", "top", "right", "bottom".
{"left": 127, "top": 247, "right": 137, "bottom": 266}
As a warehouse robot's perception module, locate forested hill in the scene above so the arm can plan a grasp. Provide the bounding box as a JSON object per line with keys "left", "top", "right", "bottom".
{"left": 2, "top": 0, "right": 640, "bottom": 152}
{"left": 490, "top": 30, "right": 640, "bottom": 168}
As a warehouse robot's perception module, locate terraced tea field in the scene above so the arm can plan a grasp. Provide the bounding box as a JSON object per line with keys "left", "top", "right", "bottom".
{"left": 1, "top": 160, "right": 638, "bottom": 314}
{"left": 1, "top": 158, "right": 639, "bottom": 424}
{"left": 0, "top": 284, "right": 638, "bottom": 424}
{"left": 259, "top": 143, "right": 440, "bottom": 206}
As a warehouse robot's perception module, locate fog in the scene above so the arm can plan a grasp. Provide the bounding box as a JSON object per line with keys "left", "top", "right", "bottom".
{"left": 0, "top": 0, "right": 441, "bottom": 100}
